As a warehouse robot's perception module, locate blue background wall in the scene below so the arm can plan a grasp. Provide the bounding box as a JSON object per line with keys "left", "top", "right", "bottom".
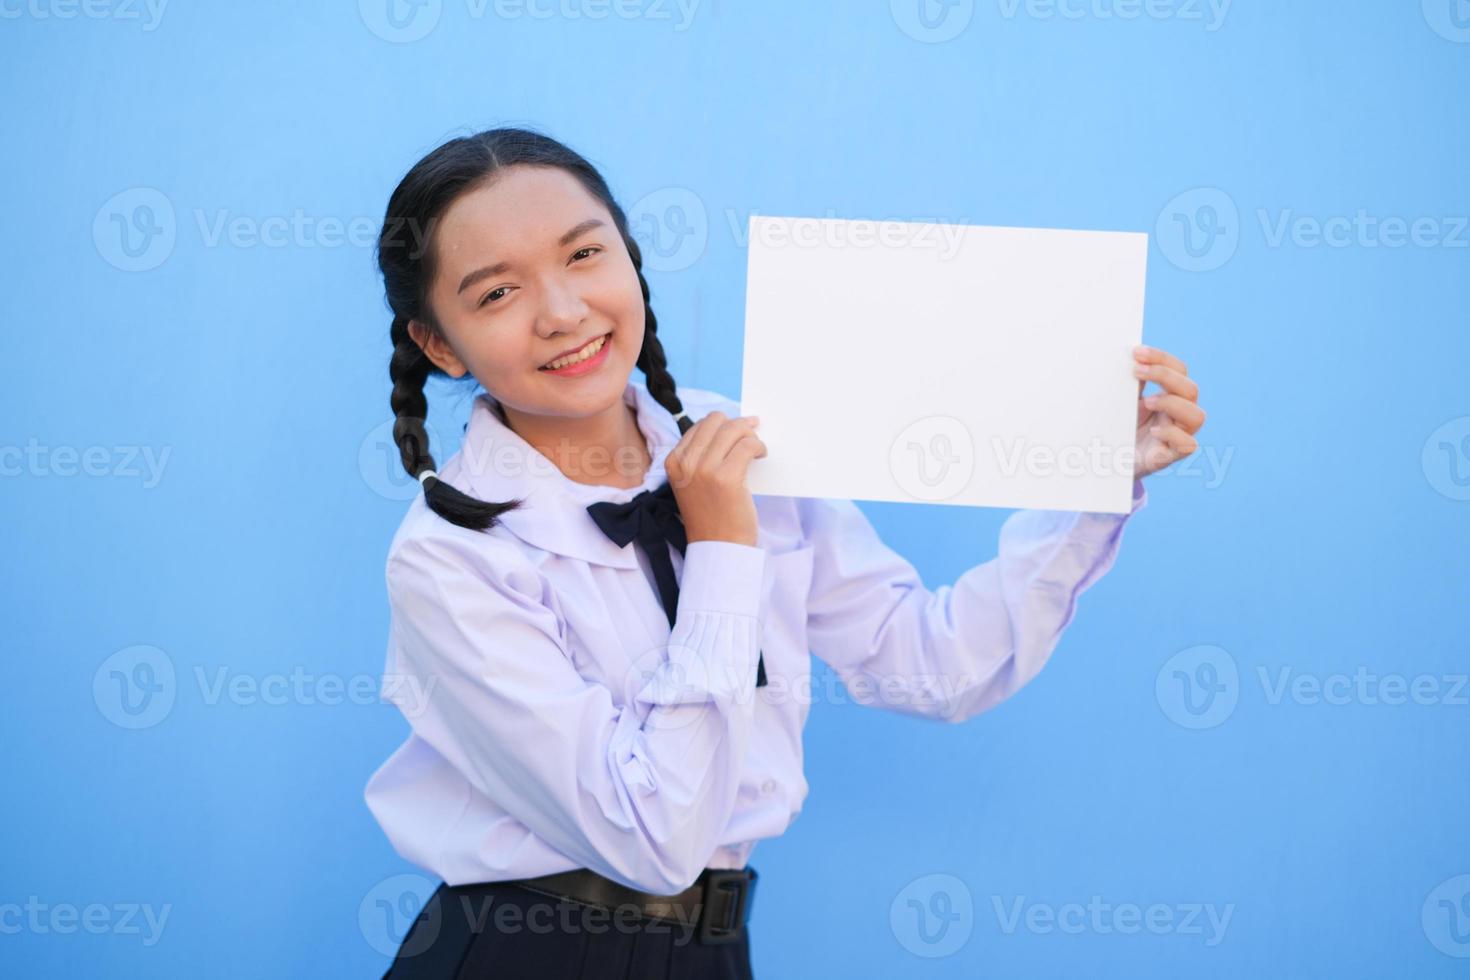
{"left": 3, "top": 1, "right": 1467, "bottom": 976}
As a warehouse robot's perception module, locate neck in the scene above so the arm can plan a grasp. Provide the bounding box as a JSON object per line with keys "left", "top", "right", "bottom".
{"left": 498, "top": 393, "right": 652, "bottom": 490}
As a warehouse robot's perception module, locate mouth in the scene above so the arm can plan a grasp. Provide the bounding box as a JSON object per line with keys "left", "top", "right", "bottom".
{"left": 539, "top": 332, "right": 613, "bottom": 376}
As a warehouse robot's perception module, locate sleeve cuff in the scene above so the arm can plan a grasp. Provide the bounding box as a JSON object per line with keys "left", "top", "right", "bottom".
{"left": 675, "top": 540, "right": 768, "bottom": 620}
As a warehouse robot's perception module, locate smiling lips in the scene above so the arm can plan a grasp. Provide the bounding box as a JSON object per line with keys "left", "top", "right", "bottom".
{"left": 540, "top": 332, "right": 611, "bottom": 372}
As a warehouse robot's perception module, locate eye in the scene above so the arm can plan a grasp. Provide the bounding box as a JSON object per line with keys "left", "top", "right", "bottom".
{"left": 478, "top": 248, "right": 600, "bottom": 308}
{"left": 478, "top": 286, "right": 511, "bottom": 308}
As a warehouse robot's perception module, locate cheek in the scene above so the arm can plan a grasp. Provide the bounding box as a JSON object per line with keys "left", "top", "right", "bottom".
{"left": 465, "top": 324, "right": 532, "bottom": 382}
{"left": 594, "top": 265, "right": 641, "bottom": 312}
{"left": 590, "top": 266, "right": 645, "bottom": 351}
{"left": 616, "top": 301, "right": 645, "bottom": 361}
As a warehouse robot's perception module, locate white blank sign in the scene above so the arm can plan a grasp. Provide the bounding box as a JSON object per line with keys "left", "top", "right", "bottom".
{"left": 739, "top": 215, "right": 1148, "bottom": 514}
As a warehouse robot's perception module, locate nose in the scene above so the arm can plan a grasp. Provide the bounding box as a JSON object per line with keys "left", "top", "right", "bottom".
{"left": 534, "top": 274, "right": 591, "bottom": 339}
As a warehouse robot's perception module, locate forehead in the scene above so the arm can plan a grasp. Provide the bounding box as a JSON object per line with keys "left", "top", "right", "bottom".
{"left": 434, "top": 165, "right": 606, "bottom": 265}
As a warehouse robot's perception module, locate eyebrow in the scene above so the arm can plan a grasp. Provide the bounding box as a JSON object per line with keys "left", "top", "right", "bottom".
{"left": 456, "top": 218, "right": 607, "bottom": 295}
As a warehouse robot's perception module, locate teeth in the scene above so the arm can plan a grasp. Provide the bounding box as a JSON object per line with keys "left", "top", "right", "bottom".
{"left": 543, "top": 334, "right": 607, "bottom": 370}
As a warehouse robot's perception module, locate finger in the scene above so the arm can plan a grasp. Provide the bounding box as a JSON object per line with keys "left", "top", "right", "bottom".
{"left": 722, "top": 432, "right": 768, "bottom": 468}
{"left": 1133, "top": 344, "right": 1190, "bottom": 377}
{"left": 670, "top": 410, "right": 726, "bottom": 478}
{"left": 1143, "top": 393, "right": 1207, "bottom": 433}
{"left": 666, "top": 426, "right": 699, "bottom": 486}
{"left": 1149, "top": 421, "right": 1199, "bottom": 456}
{"left": 705, "top": 417, "right": 761, "bottom": 468}
{"left": 1134, "top": 362, "right": 1200, "bottom": 401}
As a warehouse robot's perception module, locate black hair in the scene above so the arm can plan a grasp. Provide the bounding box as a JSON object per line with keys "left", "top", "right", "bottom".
{"left": 377, "top": 126, "right": 692, "bottom": 531}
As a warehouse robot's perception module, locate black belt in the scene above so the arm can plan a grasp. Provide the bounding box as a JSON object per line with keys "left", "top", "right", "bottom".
{"left": 508, "top": 866, "right": 757, "bottom": 946}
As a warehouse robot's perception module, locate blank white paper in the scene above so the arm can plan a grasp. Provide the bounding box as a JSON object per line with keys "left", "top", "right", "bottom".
{"left": 739, "top": 215, "right": 1148, "bottom": 514}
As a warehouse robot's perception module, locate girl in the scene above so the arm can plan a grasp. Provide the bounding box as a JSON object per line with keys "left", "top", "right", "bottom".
{"left": 364, "top": 127, "right": 1206, "bottom": 979}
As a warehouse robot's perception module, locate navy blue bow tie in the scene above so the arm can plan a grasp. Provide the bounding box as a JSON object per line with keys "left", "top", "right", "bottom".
{"left": 586, "top": 480, "right": 767, "bottom": 688}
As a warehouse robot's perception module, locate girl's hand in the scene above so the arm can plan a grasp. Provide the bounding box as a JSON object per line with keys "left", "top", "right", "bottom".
{"left": 665, "top": 411, "right": 768, "bottom": 547}
{"left": 1132, "top": 344, "right": 1207, "bottom": 479}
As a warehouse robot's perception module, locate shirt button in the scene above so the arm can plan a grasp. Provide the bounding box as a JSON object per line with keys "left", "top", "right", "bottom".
{"left": 760, "top": 779, "right": 777, "bottom": 796}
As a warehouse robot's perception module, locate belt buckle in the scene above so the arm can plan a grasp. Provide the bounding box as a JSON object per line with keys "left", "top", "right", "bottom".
{"left": 698, "top": 869, "right": 754, "bottom": 945}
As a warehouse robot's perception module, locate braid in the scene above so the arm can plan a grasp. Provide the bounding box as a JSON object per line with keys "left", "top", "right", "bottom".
{"left": 389, "top": 314, "right": 434, "bottom": 476}
{"left": 388, "top": 313, "right": 523, "bottom": 531}
{"left": 628, "top": 237, "right": 693, "bottom": 437}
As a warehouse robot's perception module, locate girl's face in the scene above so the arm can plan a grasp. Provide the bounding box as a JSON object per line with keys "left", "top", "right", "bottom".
{"left": 412, "top": 164, "right": 646, "bottom": 422}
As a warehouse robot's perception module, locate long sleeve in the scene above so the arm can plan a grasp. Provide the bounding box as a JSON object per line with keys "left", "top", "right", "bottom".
{"left": 799, "top": 478, "right": 1148, "bottom": 723}
{"left": 383, "top": 533, "right": 767, "bottom": 896}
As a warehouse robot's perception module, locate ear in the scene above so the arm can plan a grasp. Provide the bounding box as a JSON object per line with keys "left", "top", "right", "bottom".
{"left": 408, "top": 319, "right": 468, "bottom": 378}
